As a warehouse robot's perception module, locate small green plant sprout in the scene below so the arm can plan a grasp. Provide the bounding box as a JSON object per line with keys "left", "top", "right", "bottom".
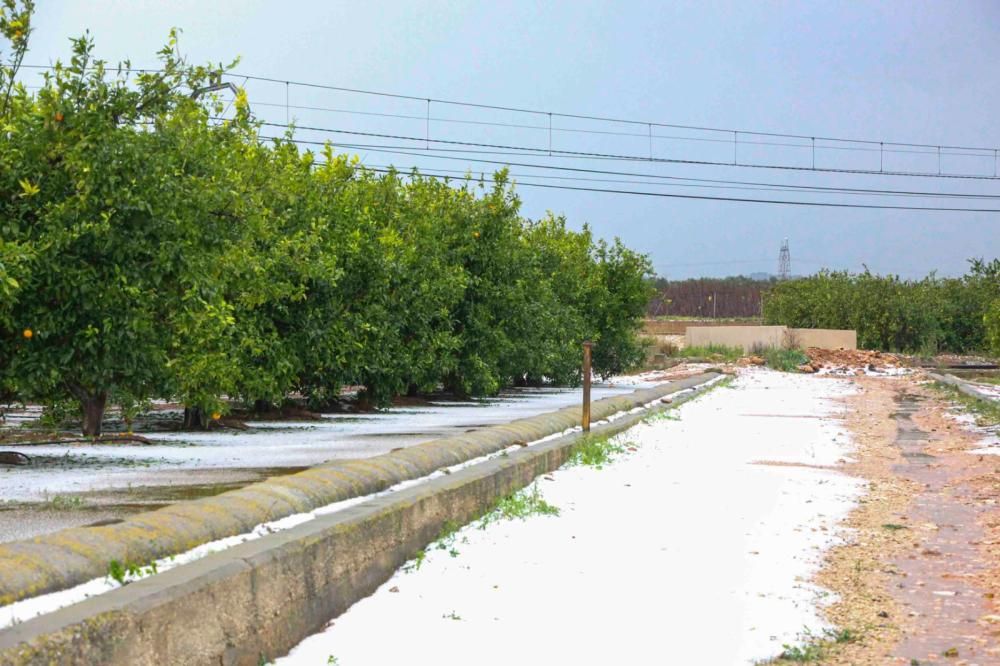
{"left": 434, "top": 520, "right": 463, "bottom": 558}
{"left": 327, "top": 656, "right": 339, "bottom": 665}
{"left": 42, "top": 494, "right": 85, "bottom": 511}
{"left": 667, "top": 344, "right": 743, "bottom": 362}
{"left": 763, "top": 348, "right": 810, "bottom": 373}
{"left": 442, "top": 610, "right": 462, "bottom": 621}
{"left": 106, "top": 558, "right": 159, "bottom": 586}
{"left": 479, "top": 484, "right": 559, "bottom": 529}
{"left": 645, "top": 408, "right": 681, "bottom": 424}
{"left": 403, "top": 548, "right": 427, "bottom": 573}
{"left": 763, "top": 626, "right": 859, "bottom": 663}
{"left": 566, "top": 433, "right": 627, "bottom": 468}
{"left": 931, "top": 381, "right": 1000, "bottom": 430}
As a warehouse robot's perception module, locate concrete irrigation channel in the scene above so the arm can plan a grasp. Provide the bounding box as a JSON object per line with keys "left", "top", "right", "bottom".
{"left": 0, "top": 373, "right": 720, "bottom": 665}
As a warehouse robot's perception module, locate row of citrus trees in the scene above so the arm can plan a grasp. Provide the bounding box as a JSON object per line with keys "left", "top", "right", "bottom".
{"left": 0, "top": 10, "right": 652, "bottom": 435}
{"left": 763, "top": 261, "right": 1000, "bottom": 355}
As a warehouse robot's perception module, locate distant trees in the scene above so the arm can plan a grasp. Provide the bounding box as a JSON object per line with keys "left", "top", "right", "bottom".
{"left": 0, "top": 12, "right": 653, "bottom": 435}
{"left": 763, "top": 261, "right": 1000, "bottom": 354}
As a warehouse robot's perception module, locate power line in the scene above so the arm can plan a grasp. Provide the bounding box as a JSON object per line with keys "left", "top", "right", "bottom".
{"left": 314, "top": 160, "right": 1000, "bottom": 213}
{"left": 288, "top": 138, "right": 1000, "bottom": 200}
{"left": 258, "top": 121, "right": 1000, "bottom": 182}
{"left": 248, "top": 99, "right": 969, "bottom": 158}
{"left": 217, "top": 71, "right": 998, "bottom": 154}
{"left": 21, "top": 63, "right": 1000, "bottom": 169}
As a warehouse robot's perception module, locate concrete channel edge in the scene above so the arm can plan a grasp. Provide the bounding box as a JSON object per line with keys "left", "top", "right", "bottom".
{"left": 0, "top": 372, "right": 721, "bottom": 665}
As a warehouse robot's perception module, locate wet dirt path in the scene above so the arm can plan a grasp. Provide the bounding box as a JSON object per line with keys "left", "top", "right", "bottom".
{"left": 890, "top": 390, "right": 997, "bottom": 664}
{"left": 818, "top": 376, "right": 1000, "bottom": 665}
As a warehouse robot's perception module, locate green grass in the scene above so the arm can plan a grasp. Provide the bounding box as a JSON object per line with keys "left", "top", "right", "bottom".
{"left": 643, "top": 375, "right": 734, "bottom": 425}
{"left": 432, "top": 519, "right": 466, "bottom": 559}
{"left": 667, "top": 344, "right": 744, "bottom": 362}
{"left": 758, "top": 627, "right": 860, "bottom": 664}
{"left": 565, "top": 433, "right": 629, "bottom": 468}
{"left": 930, "top": 381, "right": 1000, "bottom": 429}
{"left": 645, "top": 409, "right": 681, "bottom": 423}
{"left": 41, "top": 494, "right": 86, "bottom": 511}
{"left": 478, "top": 484, "right": 560, "bottom": 529}
{"left": 106, "top": 558, "right": 158, "bottom": 586}
{"left": 762, "top": 348, "right": 810, "bottom": 372}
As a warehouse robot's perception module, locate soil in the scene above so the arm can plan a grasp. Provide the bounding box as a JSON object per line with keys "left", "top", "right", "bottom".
{"left": 815, "top": 374, "right": 1000, "bottom": 664}
{"left": 805, "top": 347, "right": 907, "bottom": 371}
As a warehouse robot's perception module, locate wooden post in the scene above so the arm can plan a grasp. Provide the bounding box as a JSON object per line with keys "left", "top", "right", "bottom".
{"left": 582, "top": 341, "right": 592, "bottom": 432}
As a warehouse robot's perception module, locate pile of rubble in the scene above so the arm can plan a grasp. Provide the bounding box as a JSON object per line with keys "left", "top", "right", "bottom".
{"left": 802, "top": 347, "right": 907, "bottom": 375}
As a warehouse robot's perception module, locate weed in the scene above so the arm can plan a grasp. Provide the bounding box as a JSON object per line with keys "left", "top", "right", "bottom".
{"left": 442, "top": 611, "right": 462, "bottom": 621}
{"left": 882, "top": 523, "right": 908, "bottom": 531}
{"left": 327, "top": 657, "right": 339, "bottom": 665}
{"left": 402, "top": 548, "right": 427, "bottom": 573}
{"left": 667, "top": 344, "right": 743, "bottom": 362}
{"left": 41, "top": 495, "right": 86, "bottom": 511}
{"left": 759, "top": 626, "right": 860, "bottom": 663}
{"left": 566, "top": 433, "right": 627, "bottom": 468}
{"left": 434, "top": 520, "right": 463, "bottom": 558}
{"left": 930, "top": 381, "right": 1000, "bottom": 429}
{"left": 763, "top": 348, "right": 810, "bottom": 372}
{"left": 645, "top": 409, "right": 680, "bottom": 423}
{"left": 479, "top": 484, "right": 559, "bottom": 529}
{"left": 106, "top": 558, "right": 159, "bottom": 586}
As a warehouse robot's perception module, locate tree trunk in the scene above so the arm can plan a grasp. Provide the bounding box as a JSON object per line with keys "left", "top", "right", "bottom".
{"left": 253, "top": 399, "right": 272, "bottom": 414}
{"left": 80, "top": 392, "right": 107, "bottom": 437}
{"left": 183, "top": 406, "right": 208, "bottom": 430}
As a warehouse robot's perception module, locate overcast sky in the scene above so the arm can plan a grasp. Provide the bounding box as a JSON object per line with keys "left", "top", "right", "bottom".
{"left": 21, "top": 1, "right": 1000, "bottom": 279}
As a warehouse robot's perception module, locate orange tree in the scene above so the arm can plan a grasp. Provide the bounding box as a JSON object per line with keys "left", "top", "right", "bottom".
{"left": 0, "top": 31, "right": 250, "bottom": 434}
{"left": 1, "top": 11, "right": 656, "bottom": 432}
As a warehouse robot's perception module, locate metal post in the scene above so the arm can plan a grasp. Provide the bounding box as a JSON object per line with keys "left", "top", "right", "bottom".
{"left": 582, "top": 341, "right": 592, "bottom": 432}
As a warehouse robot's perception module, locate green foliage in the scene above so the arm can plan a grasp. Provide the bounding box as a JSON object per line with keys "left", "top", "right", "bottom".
{"left": 669, "top": 344, "right": 744, "bottom": 362}
{"left": 763, "top": 348, "right": 809, "bottom": 372}
{"left": 478, "top": 484, "right": 560, "bottom": 529}
{"left": 106, "top": 558, "right": 158, "bottom": 586}
{"left": 42, "top": 494, "right": 85, "bottom": 511}
{"left": 0, "top": 12, "right": 653, "bottom": 433}
{"left": 931, "top": 381, "right": 1000, "bottom": 429}
{"left": 761, "top": 626, "right": 860, "bottom": 664}
{"left": 764, "top": 261, "right": 1000, "bottom": 354}
{"left": 566, "top": 433, "right": 629, "bottom": 468}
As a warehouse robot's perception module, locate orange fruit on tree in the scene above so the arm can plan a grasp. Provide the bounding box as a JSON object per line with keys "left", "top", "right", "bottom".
{"left": 54, "top": 112, "right": 64, "bottom": 122}
{"left": 211, "top": 411, "right": 222, "bottom": 421}
{"left": 22, "top": 328, "right": 32, "bottom": 339}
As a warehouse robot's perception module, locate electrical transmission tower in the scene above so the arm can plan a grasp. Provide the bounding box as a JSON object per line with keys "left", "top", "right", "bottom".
{"left": 778, "top": 239, "right": 791, "bottom": 280}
